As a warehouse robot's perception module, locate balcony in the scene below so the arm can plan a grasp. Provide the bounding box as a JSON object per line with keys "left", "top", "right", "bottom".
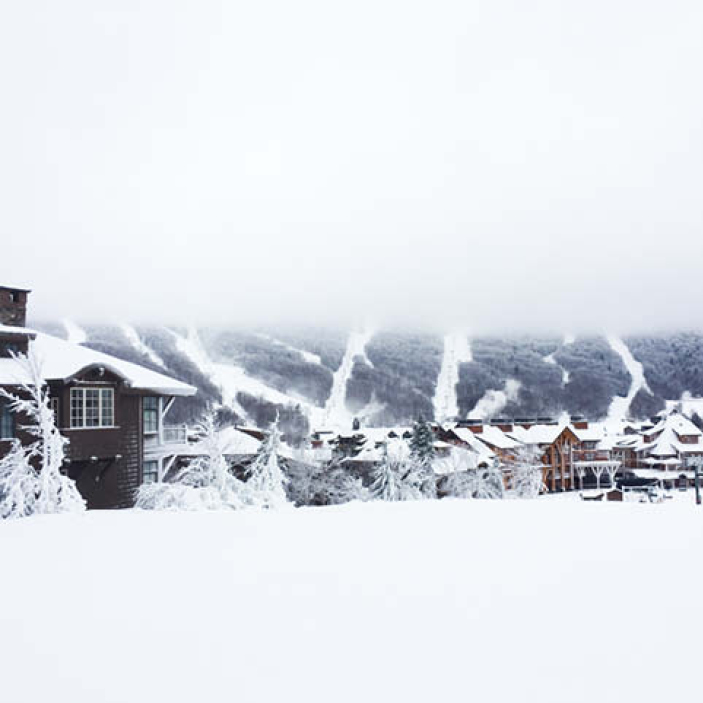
{"left": 144, "top": 424, "right": 189, "bottom": 453}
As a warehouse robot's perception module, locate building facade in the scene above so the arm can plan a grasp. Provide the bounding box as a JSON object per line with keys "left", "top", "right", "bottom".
{"left": 0, "top": 284, "right": 196, "bottom": 509}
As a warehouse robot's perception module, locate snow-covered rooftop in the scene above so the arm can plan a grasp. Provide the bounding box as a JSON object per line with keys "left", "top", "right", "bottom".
{"left": 0, "top": 331, "right": 196, "bottom": 396}
{"left": 0, "top": 324, "right": 36, "bottom": 337}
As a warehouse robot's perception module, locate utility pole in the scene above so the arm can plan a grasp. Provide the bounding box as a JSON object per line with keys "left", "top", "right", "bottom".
{"left": 688, "top": 456, "right": 702, "bottom": 505}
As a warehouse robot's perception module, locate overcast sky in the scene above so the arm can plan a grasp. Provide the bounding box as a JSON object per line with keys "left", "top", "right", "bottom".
{"left": 1, "top": 1, "right": 702, "bottom": 334}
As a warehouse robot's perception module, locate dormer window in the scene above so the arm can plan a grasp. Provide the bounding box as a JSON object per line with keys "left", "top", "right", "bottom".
{"left": 70, "top": 388, "right": 114, "bottom": 428}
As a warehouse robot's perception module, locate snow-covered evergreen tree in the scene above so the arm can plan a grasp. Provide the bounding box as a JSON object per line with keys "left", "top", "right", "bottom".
{"left": 370, "top": 443, "right": 424, "bottom": 502}
{"left": 409, "top": 416, "right": 437, "bottom": 498}
{"left": 0, "top": 350, "right": 85, "bottom": 518}
{"left": 246, "top": 418, "right": 289, "bottom": 508}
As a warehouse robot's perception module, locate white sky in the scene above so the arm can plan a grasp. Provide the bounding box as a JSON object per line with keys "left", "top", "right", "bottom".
{"left": 1, "top": 1, "right": 702, "bottom": 333}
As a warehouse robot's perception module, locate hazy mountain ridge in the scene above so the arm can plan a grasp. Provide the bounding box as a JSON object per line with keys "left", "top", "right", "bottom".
{"left": 29, "top": 321, "right": 703, "bottom": 437}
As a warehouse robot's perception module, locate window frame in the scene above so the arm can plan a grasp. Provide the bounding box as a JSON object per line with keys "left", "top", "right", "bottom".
{"left": 142, "top": 460, "right": 159, "bottom": 485}
{"left": 69, "top": 387, "right": 115, "bottom": 429}
{"left": 0, "top": 398, "right": 14, "bottom": 440}
{"left": 143, "top": 396, "right": 159, "bottom": 435}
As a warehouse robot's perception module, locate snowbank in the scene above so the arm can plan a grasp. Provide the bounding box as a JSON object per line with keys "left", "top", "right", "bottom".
{"left": 1, "top": 500, "right": 703, "bottom": 702}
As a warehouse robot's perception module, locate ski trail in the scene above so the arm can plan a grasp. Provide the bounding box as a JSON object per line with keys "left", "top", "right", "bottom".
{"left": 120, "top": 324, "right": 166, "bottom": 369}
{"left": 63, "top": 319, "right": 87, "bottom": 345}
{"left": 543, "top": 344, "right": 570, "bottom": 385}
{"left": 433, "top": 331, "right": 472, "bottom": 422}
{"left": 322, "top": 329, "right": 374, "bottom": 430}
{"left": 171, "top": 327, "right": 327, "bottom": 427}
{"left": 254, "top": 333, "right": 323, "bottom": 366}
{"left": 171, "top": 327, "right": 251, "bottom": 422}
{"left": 469, "top": 379, "right": 521, "bottom": 420}
{"left": 606, "top": 335, "right": 650, "bottom": 423}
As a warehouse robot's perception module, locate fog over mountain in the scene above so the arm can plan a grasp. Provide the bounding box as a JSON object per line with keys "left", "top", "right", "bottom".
{"left": 2, "top": 1, "right": 703, "bottom": 333}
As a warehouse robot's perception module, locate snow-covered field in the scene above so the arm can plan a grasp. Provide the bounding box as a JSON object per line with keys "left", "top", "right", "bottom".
{"left": 2, "top": 500, "right": 702, "bottom": 703}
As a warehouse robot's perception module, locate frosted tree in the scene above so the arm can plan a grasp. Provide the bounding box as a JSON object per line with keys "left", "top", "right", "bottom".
{"left": 506, "top": 446, "right": 545, "bottom": 499}
{"left": 0, "top": 350, "right": 85, "bottom": 518}
{"left": 437, "top": 449, "right": 504, "bottom": 499}
{"left": 370, "top": 443, "right": 423, "bottom": 502}
{"left": 0, "top": 440, "right": 39, "bottom": 519}
{"left": 136, "top": 413, "right": 252, "bottom": 511}
{"left": 473, "top": 462, "right": 505, "bottom": 499}
{"left": 306, "top": 460, "right": 368, "bottom": 506}
{"left": 246, "top": 418, "right": 289, "bottom": 508}
{"left": 409, "top": 416, "right": 437, "bottom": 498}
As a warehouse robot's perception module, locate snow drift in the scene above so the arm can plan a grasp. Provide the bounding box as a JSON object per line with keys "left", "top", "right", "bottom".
{"left": 2, "top": 500, "right": 703, "bottom": 703}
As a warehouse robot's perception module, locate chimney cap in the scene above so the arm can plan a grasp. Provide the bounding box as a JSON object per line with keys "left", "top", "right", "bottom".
{"left": 0, "top": 283, "right": 31, "bottom": 293}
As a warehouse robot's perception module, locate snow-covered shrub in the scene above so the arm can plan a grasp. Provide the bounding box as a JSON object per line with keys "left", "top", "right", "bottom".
{"left": 0, "top": 440, "right": 39, "bottom": 519}
{"left": 136, "top": 414, "right": 253, "bottom": 511}
{"left": 298, "top": 460, "right": 368, "bottom": 506}
{"left": 0, "top": 351, "right": 85, "bottom": 519}
{"left": 436, "top": 449, "right": 504, "bottom": 500}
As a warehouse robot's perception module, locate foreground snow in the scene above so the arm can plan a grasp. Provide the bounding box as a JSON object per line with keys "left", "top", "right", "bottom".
{"left": 2, "top": 500, "right": 703, "bottom": 702}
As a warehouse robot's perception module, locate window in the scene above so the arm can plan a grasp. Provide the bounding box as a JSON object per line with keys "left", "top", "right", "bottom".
{"left": 142, "top": 461, "right": 159, "bottom": 484}
{"left": 70, "top": 388, "right": 114, "bottom": 428}
{"left": 143, "top": 396, "right": 159, "bottom": 434}
{"left": 49, "top": 397, "right": 59, "bottom": 424}
{"left": 0, "top": 399, "right": 14, "bottom": 439}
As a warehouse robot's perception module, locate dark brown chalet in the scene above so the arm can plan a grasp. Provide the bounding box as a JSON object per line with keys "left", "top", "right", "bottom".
{"left": 0, "top": 284, "right": 196, "bottom": 509}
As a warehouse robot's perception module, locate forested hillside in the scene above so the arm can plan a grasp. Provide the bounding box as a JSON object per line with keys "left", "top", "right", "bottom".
{"left": 29, "top": 320, "right": 703, "bottom": 436}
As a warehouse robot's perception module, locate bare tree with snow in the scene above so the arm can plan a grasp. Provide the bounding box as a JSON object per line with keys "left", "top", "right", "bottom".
{"left": 505, "top": 446, "right": 545, "bottom": 499}
{"left": 0, "top": 351, "right": 85, "bottom": 519}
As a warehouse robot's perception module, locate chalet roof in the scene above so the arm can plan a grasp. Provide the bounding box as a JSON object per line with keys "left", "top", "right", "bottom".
{"left": 572, "top": 425, "right": 605, "bottom": 443}
{"left": 0, "top": 330, "right": 196, "bottom": 396}
{"left": 450, "top": 428, "right": 498, "bottom": 461}
{"left": 508, "top": 423, "right": 570, "bottom": 446}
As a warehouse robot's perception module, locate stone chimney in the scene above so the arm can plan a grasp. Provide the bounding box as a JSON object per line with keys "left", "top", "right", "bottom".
{"left": 0, "top": 285, "right": 30, "bottom": 327}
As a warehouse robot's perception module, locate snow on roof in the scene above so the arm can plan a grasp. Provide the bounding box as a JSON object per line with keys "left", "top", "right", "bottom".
{"left": 0, "top": 282, "right": 31, "bottom": 291}
{"left": 0, "top": 324, "right": 36, "bottom": 337}
{"left": 0, "top": 331, "right": 196, "bottom": 396}
{"left": 452, "top": 428, "right": 501, "bottom": 459}
{"left": 508, "top": 423, "right": 568, "bottom": 446}
{"left": 476, "top": 425, "right": 521, "bottom": 450}
{"left": 572, "top": 425, "right": 605, "bottom": 443}
{"left": 214, "top": 427, "right": 262, "bottom": 456}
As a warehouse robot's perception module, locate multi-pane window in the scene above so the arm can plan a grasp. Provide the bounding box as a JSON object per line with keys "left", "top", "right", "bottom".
{"left": 0, "top": 399, "right": 14, "bottom": 439}
{"left": 142, "top": 460, "right": 159, "bottom": 484}
{"left": 70, "top": 388, "right": 114, "bottom": 428}
{"left": 143, "top": 396, "right": 159, "bottom": 434}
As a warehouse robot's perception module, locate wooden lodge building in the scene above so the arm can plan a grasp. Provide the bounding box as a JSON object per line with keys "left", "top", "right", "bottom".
{"left": 0, "top": 284, "right": 197, "bottom": 509}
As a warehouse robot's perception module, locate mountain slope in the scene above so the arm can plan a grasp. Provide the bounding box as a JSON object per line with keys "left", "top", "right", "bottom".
{"left": 28, "top": 320, "right": 703, "bottom": 431}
